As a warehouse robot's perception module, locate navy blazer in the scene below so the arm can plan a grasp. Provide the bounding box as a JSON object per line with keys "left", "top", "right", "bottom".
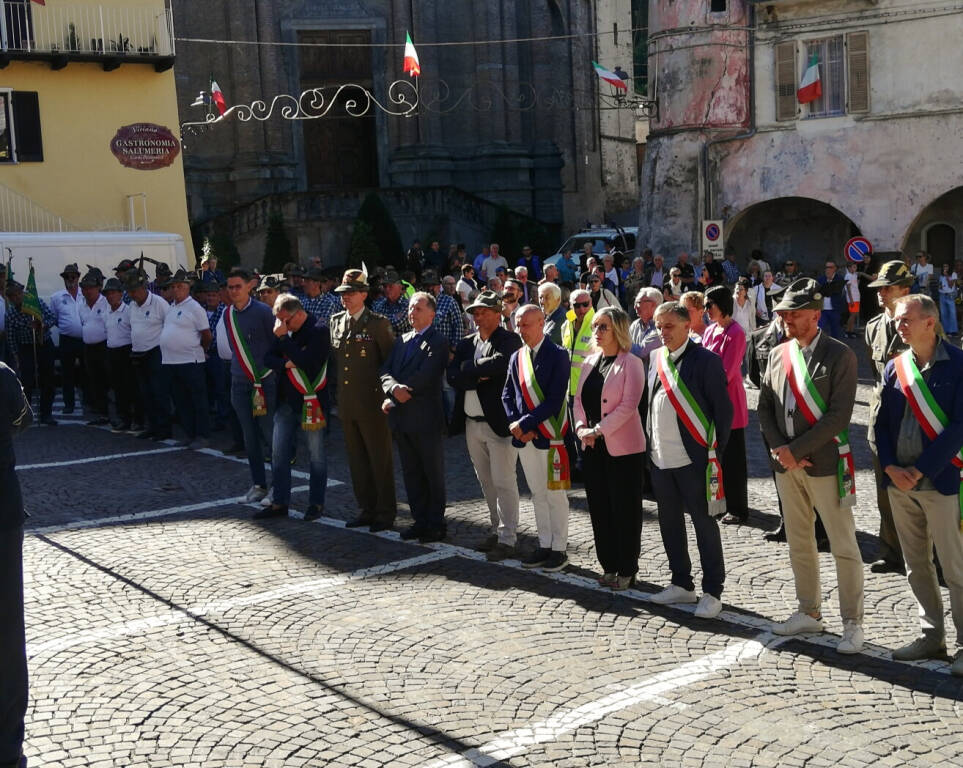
{"left": 447, "top": 326, "right": 523, "bottom": 438}
{"left": 502, "top": 337, "right": 570, "bottom": 449}
{"left": 644, "top": 341, "right": 732, "bottom": 464}
{"left": 817, "top": 274, "right": 847, "bottom": 314}
{"left": 875, "top": 340, "right": 963, "bottom": 496}
{"left": 264, "top": 319, "right": 331, "bottom": 412}
{"left": 380, "top": 325, "right": 449, "bottom": 434}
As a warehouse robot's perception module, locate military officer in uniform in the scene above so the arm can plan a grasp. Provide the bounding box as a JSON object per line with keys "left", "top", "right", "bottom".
{"left": 330, "top": 269, "right": 397, "bottom": 531}
{"left": 864, "top": 260, "right": 914, "bottom": 574}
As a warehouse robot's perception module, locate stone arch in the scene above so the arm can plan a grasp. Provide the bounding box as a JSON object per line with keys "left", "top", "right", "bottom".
{"left": 725, "top": 196, "right": 861, "bottom": 274}
{"left": 902, "top": 187, "right": 963, "bottom": 267}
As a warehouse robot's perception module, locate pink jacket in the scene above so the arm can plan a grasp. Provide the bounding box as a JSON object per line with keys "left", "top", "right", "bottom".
{"left": 573, "top": 350, "right": 646, "bottom": 456}
{"left": 701, "top": 321, "right": 748, "bottom": 429}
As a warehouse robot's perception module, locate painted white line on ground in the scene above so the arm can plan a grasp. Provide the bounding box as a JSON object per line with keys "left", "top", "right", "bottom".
{"left": 423, "top": 633, "right": 782, "bottom": 768}
{"left": 25, "top": 486, "right": 310, "bottom": 535}
{"left": 17, "top": 446, "right": 185, "bottom": 470}
{"left": 26, "top": 550, "right": 452, "bottom": 659}
{"left": 195, "top": 446, "right": 341, "bottom": 483}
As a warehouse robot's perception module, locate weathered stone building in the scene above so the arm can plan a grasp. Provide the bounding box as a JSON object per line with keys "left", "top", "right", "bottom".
{"left": 638, "top": 0, "right": 963, "bottom": 271}
{"left": 173, "top": 0, "right": 638, "bottom": 266}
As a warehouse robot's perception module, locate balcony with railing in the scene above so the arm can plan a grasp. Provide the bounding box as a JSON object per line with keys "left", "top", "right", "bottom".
{"left": 0, "top": 2, "right": 175, "bottom": 71}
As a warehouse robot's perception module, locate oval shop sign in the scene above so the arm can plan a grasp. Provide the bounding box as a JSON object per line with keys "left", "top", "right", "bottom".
{"left": 110, "top": 123, "right": 181, "bottom": 170}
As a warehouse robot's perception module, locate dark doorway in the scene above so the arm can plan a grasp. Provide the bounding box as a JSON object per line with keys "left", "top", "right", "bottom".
{"left": 299, "top": 29, "right": 378, "bottom": 189}
{"left": 926, "top": 224, "right": 956, "bottom": 268}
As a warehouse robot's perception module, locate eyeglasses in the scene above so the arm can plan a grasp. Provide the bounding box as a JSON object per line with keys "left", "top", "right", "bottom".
{"left": 593, "top": 324, "right": 611, "bottom": 333}
{"left": 573, "top": 301, "right": 590, "bottom": 308}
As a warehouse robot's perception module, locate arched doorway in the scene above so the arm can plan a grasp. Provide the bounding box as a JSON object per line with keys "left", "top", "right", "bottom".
{"left": 902, "top": 187, "right": 963, "bottom": 268}
{"left": 726, "top": 197, "right": 861, "bottom": 274}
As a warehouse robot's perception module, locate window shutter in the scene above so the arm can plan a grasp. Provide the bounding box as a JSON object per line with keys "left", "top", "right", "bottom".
{"left": 775, "top": 41, "right": 797, "bottom": 121}
{"left": 11, "top": 91, "right": 42, "bottom": 162}
{"left": 847, "top": 32, "right": 869, "bottom": 113}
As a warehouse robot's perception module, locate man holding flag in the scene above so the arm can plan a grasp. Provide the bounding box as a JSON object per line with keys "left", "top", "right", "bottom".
{"left": 4, "top": 267, "right": 57, "bottom": 426}
{"left": 874, "top": 294, "right": 963, "bottom": 675}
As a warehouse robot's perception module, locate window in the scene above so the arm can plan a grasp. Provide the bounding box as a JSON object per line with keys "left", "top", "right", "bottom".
{"left": 710, "top": 0, "right": 727, "bottom": 12}
{"left": 774, "top": 33, "right": 870, "bottom": 122}
{"left": 0, "top": 89, "right": 43, "bottom": 162}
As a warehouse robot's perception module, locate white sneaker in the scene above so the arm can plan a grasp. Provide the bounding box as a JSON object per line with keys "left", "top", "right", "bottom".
{"left": 259, "top": 488, "right": 274, "bottom": 508}
{"left": 772, "top": 611, "right": 825, "bottom": 636}
{"left": 694, "top": 593, "right": 722, "bottom": 619}
{"left": 650, "top": 585, "right": 698, "bottom": 605}
{"left": 837, "top": 621, "right": 864, "bottom": 655}
{"left": 244, "top": 485, "right": 268, "bottom": 504}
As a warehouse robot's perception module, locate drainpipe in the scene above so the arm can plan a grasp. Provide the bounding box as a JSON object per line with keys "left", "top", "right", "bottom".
{"left": 701, "top": 2, "right": 756, "bottom": 222}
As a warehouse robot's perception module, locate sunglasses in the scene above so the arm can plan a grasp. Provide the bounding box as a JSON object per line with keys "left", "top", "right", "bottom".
{"left": 573, "top": 301, "right": 590, "bottom": 308}
{"left": 593, "top": 324, "right": 611, "bottom": 333}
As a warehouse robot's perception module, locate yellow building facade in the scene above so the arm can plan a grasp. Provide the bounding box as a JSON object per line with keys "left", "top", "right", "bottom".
{"left": 0, "top": 0, "right": 190, "bottom": 246}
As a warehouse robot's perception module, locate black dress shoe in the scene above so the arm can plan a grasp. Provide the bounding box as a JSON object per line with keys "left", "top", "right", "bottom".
{"left": 304, "top": 504, "right": 324, "bottom": 521}
{"left": 40, "top": 417, "right": 58, "bottom": 426}
{"left": 764, "top": 528, "right": 787, "bottom": 543}
{"left": 345, "top": 516, "right": 374, "bottom": 528}
{"left": 399, "top": 525, "right": 424, "bottom": 541}
{"left": 816, "top": 537, "right": 831, "bottom": 553}
{"left": 86, "top": 416, "right": 109, "bottom": 426}
{"left": 870, "top": 559, "right": 905, "bottom": 574}
{"left": 369, "top": 521, "right": 394, "bottom": 533}
{"left": 418, "top": 528, "right": 446, "bottom": 543}
{"left": 253, "top": 504, "right": 288, "bottom": 520}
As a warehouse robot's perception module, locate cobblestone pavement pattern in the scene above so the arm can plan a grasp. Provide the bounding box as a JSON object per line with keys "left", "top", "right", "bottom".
{"left": 15, "top": 339, "right": 963, "bottom": 767}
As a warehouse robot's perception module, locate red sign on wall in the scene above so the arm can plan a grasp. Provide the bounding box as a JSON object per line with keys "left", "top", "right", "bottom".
{"left": 110, "top": 123, "right": 181, "bottom": 170}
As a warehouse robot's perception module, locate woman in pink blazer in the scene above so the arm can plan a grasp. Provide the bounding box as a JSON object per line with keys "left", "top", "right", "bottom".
{"left": 574, "top": 306, "right": 647, "bottom": 590}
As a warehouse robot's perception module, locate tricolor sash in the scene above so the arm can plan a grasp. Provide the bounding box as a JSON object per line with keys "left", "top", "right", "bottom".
{"left": 517, "top": 346, "right": 570, "bottom": 490}
{"left": 655, "top": 348, "right": 726, "bottom": 517}
{"left": 781, "top": 340, "right": 856, "bottom": 507}
{"left": 286, "top": 363, "right": 328, "bottom": 431}
{"left": 224, "top": 305, "right": 268, "bottom": 416}
{"left": 893, "top": 349, "right": 963, "bottom": 531}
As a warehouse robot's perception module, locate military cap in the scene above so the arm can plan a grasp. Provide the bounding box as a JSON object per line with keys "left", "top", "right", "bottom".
{"left": 304, "top": 266, "right": 326, "bottom": 282}
{"left": 156, "top": 263, "right": 173, "bottom": 278}
{"left": 773, "top": 277, "right": 823, "bottom": 312}
{"left": 420, "top": 270, "right": 441, "bottom": 286}
{"left": 168, "top": 268, "right": 193, "bottom": 284}
{"left": 383, "top": 270, "right": 401, "bottom": 285}
{"left": 124, "top": 270, "right": 148, "bottom": 290}
{"left": 80, "top": 269, "right": 103, "bottom": 288}
{"left": 867, "top": 260, "right": 914, "bottom": 288}
{"left": 257, "top": 274, "right": 282, "bottom": 292}
{"left": 335, "top": 269, "right": 370, "bottom": 293}
{"left": 60, "top": 263, "right": 81, "bottom": 277}
{"left": 103, "top": 277, "right": 125, "bottom": 293}
{"left": 115, "top": 259, "right": 136, "bottom": 273}
{"left": 465, "top": 290, "right": 502, "bottom": 314}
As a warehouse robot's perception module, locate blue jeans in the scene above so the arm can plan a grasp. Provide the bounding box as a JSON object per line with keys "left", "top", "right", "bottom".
{"left": 817, "top": 309, "right": 843, "bottom": 340}
{"left": 940, "top": 293, "right": 958, "bottom": 334}
{"left": 163, "top": 362, "right": 209, "bottom": 440}
{"left": 230, "top": 376, "right": 276, "bottom": 488}
{"left": 272, "top": 400, "right": 327, "bottom": 507}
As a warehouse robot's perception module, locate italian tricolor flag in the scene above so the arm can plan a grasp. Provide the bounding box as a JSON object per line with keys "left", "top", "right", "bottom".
{"left": 797, "top": 54, "right": 822, "bottom": 104}
{"left": 210, "top": 77, "right": 227, "bottom": 116}
{"left": 403, "top": 32, "right": 420, "bottom": 77}
{"left": 593, "top": 61, "right": 628, "bottom": 91}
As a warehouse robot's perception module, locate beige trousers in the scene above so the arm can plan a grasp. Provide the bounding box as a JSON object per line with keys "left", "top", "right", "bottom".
{"left": 519, "top": 442, "right": 570, "bottom": 551}
{"left": 775, "top": 470, "right": 864, "bottom": 623}
{"left": 888, "top": 486, "right": 963, "bottom": 646}
{"left": 465, "top": 418, "right": 520, "bottom": 546}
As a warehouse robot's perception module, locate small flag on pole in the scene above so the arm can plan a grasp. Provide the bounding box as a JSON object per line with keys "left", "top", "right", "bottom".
{"left": 403, "top": 32, "right": 420, "bottom": 77}
{"left": 593, "top": 61, "right": 628, "bottom": 91}
{"left": 210, "top": 77, "right": 227, "bottom": 116}
{"left": 23, "top": 260, "right": 43, "bottom": 321}
{"left": 797, "top": 54, "right": 822, "bottom": 104}
{"left": 30, "top": 0, "right": 45, "bottom": 6}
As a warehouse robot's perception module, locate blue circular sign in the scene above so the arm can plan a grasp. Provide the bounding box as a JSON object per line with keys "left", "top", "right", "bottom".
{"left": 705, "top": 223, "right": 721, "bottom": 242}
{"left": 845, "top": 237, "right": 872, "bottom": 263}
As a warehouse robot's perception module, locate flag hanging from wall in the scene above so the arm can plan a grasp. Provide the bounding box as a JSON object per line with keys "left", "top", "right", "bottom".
{"left": 210, "top": 77, "right": 227, "bottom": 116}
{"left": 797, "top": 54, "right": 822, "bottom": 104}
{"left": 592, "top": 61, "right": 628, "bottom": 91}
{"left": 403, "top": 32, "right": 420, "bottom": 77}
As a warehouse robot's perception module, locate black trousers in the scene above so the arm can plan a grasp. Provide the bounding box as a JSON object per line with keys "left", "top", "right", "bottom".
{"left": 106, "top": 345, "right": 141, "bottom": 426}
{"left": 0, "top": 465, "right": 26, "bottom": 765}
{"left": 395, "top": 429, "right": 446, "bottom": 530}
{"left": 583, "top": 445, "right": 644, "bottom": 576}
{"left": 16, "top": 341, "right": 55, "bottom": 419}
{"left": 722, "top": 427, "right": 749, "bottom": 519}
{"left": 651, "top": 461, "right": 726, "bottom": 598}
{"left": 59, "top": 334, "right": 85, "bottom": 410}
{"left": 131, "top": 347, "right": 170, "bottom": 437}
{"left": 83, "top": 341, "right": 109, "bottom": 416}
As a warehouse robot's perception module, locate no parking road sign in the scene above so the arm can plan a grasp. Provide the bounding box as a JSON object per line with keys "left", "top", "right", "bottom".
{"left": 702, "top": 220, "right": 724, "bottom": 257}
{"left": 844, "top": 237, "right": 872, "bottom": 263}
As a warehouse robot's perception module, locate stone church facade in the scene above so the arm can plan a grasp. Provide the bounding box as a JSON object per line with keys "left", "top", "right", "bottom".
{"left": 172, "top": 0, "right": 638, "bottom": 266}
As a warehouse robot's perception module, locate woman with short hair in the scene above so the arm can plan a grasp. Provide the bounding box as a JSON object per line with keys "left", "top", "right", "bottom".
{"left": 574, "top": 306, "right": 646, "bottom": 590}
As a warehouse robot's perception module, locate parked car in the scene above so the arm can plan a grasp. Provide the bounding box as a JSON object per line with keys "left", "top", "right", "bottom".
{"left": 545, "top": 226, "right": 638, "bottom": 270}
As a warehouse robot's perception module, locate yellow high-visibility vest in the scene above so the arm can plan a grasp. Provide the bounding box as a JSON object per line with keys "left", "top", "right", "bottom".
{"left": 561, "top": 307, "right": 594, "bottom": 396}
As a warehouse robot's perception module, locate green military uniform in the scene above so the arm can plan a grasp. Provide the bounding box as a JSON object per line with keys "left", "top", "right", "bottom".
{"left": 865, "top": 261, "right": 914, "bottom": 569}
{"left": 331, "top": 300, "right": 397, "bottom": 526}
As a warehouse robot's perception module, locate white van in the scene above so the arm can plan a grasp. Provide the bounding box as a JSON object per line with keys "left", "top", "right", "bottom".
{"left": 1, "top": 231, "right": 188, "bottom": 301}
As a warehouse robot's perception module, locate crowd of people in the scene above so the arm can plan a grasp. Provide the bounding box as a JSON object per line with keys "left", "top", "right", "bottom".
{"left": 2, "top": 241, "right": 963, "bottom": 684}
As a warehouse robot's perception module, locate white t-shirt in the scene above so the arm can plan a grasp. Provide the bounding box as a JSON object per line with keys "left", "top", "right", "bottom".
{"left": 50, "top": 288, "right": 83, "bottom": 338}
{"left": 79, "top": 294, "right": 110, "bottom": 345}
{"left": 106, "top": 302, "right": 132, "bottom": 348}
{"left": 844, "top": 271, "right": 860, "bottom": 304}
{"left": 481, "top": 255, "right": 508, "bottom": 281}
{"left": 913, "top": 262, "right": 934, "bottom": 291}
{"left": 940, "top": 272, "right": 958, "bottom": 295}
{"left": 160, "top": 296, "right": 209, "bottom": 364}
{"left": 129, "top": 291, "right": 170, "bottom": 352}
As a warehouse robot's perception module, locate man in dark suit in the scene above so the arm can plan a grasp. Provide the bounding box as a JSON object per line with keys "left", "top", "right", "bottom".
{"left": 381, "top": 292, "right": 450, "bottom": 542}
{"left": 502, "top": 304, "right": 572, "bottom": 572}
{"left": 759, "top": 278, "right": 864, "bottom": 654}
{"left": 0, "top": 362, "right": 31, "bottom": 768}
{"left": 538, "top": 282, "right": 566, "bottom": 346}
{"left": 449, "top": 291, "right": 523, "bottom": 561}
{"left": 645, "top": 301, "right": 732, "bottom": 619}
{"left": 816, "top": 259, "right": 847, "bottom": 340}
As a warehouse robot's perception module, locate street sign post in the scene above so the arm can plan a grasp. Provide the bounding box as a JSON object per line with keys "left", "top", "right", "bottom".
{"left": 702, "top": 220, "right": 724, "bottom": 258}
{"left": 844, "top": 236, "right": 872, "bottom": 263}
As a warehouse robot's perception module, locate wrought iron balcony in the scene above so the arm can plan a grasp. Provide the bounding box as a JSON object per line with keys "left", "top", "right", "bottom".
{"left": 0, "top": 2, "right": 175, "bottom": 71}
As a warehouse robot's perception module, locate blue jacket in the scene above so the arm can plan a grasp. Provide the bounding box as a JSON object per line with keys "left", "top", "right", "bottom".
{"left": 875, "top": 340, "right": 963, "bottom": 496}
{"left": 380, "top": 325, "right": 449, "bottom": 434}
{"left": 502, "top": 338, "right": 570, "bottom": 449}
{"left": 816, "top": 273, "right": 847, "bottom": 315}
